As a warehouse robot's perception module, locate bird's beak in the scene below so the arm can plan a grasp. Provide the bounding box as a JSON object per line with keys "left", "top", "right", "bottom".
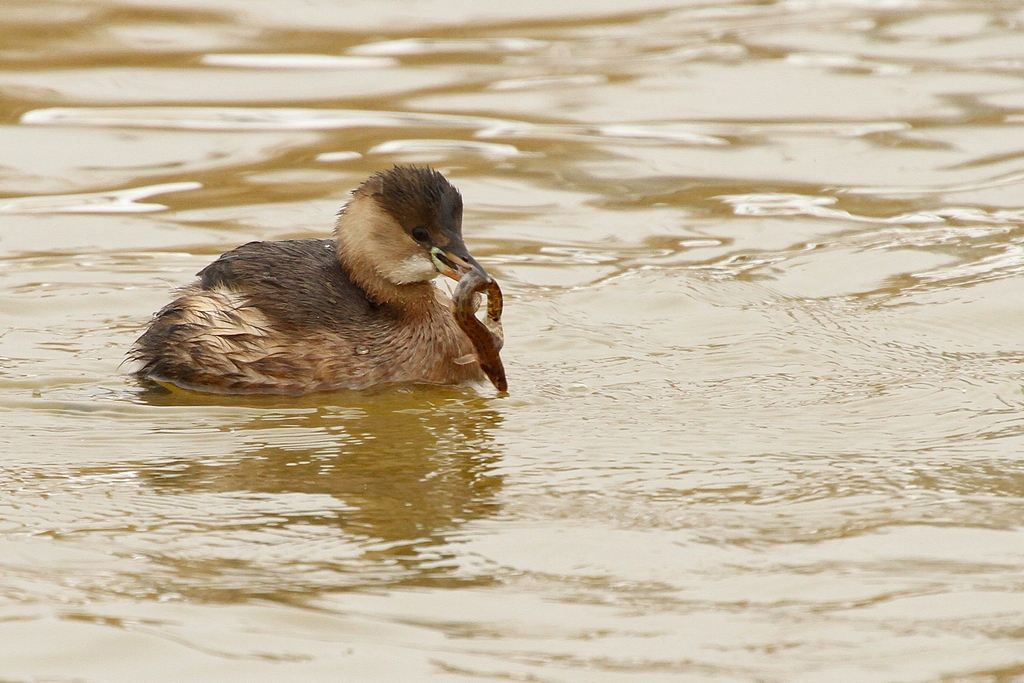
{"left": 430, "top": 245, "right": 490, "bottom": 283}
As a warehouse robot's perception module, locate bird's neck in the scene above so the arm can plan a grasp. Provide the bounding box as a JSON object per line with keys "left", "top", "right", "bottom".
{"left": 335, "top": 195, "right": 435, "bottom": 311}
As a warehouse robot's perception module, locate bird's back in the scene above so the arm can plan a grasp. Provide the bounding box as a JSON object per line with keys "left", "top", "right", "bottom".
{"left": 196, "top": 239, "right": 377, "bottom": 329}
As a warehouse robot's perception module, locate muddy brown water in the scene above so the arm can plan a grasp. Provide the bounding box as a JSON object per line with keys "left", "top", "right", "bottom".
{"left": 2, "top": 1, "right": 1024, "bottom": 681}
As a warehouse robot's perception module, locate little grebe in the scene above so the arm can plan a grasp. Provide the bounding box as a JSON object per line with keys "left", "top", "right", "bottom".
{"left": 130, "top": 166, "right": 505, "bottom": 394}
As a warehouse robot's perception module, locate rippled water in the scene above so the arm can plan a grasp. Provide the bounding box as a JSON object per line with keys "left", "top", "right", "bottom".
{"left": 2, "top": 1, "right": 1024, "bottom": 680}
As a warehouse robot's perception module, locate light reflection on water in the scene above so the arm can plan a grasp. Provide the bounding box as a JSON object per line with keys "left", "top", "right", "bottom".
{"left": 2, "top": 0, "right": 1024, "bottom": 681}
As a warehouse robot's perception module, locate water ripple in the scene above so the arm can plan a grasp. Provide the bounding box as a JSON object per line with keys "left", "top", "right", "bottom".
{"left": 200, "top": 53, "right": 396, "bottom": 69}
{"left": 0, "top": 182, "right": 201, "bottom": 214}
{"left": 20, "top": 107, "right": 507, "bottom": 133}
{"left": 720, "top": 192, "right": 1024, "bottom": 225}
{"left": 348, "top": 37, "right": 548, "bottom": 56}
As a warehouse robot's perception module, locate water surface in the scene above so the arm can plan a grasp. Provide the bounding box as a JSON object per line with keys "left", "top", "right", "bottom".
{"left": 2, "top": 1, "right": 1024, "bottom": 681}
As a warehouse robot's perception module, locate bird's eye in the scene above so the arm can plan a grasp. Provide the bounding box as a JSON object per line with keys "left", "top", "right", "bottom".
{"left": 412, "top": 227, "right": 430, "bottom": 243}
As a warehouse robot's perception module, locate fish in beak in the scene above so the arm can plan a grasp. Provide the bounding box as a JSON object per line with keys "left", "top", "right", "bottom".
{"left": 430, "top": 245, "right": 491, "bottom": 283}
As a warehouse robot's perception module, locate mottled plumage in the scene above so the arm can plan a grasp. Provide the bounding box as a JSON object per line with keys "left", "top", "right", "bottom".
{"left": 129, "top": 167, "right": 497, "bottom": 395}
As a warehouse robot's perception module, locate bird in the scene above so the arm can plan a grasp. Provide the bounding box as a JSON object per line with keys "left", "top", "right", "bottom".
{"left": 129, "top": 166, "right": 505, "bottom": 395}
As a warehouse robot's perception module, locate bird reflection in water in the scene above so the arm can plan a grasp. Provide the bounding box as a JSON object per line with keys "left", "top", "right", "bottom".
{"left": 125, "top": 388, "right": 504, "bottom": 593}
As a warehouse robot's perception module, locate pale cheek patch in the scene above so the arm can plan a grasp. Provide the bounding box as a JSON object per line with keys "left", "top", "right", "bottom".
{"left": 384, "top": 252, "right": 437, "bottom": 284}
